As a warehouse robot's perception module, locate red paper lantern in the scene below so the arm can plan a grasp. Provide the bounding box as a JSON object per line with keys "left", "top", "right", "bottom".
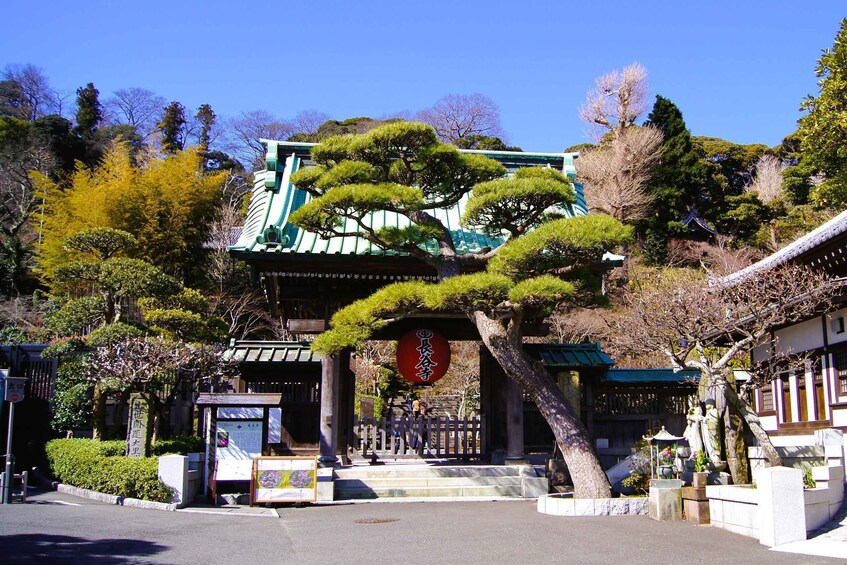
{"left": 396, "top": 329, "right": 451, "bottom": 384}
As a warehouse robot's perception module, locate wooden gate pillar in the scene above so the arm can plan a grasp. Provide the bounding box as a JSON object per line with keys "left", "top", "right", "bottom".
{"left": 505, "top": 375, "right": 525, "bottom": 463}
{"left": 319, "top": 353, "right": 341, "bottom": 466}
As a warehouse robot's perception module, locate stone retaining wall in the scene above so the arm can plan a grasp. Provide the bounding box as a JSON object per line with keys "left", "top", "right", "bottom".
{"left": 536, "top": 493, "right": 647, "bottom": 516}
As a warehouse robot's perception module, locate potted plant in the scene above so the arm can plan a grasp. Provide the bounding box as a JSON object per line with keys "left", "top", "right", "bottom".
{"left": 691, "top": 450, "right": 709, "bottom": 488}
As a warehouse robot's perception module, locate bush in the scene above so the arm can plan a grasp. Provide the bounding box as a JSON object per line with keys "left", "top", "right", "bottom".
{"left": 46, "top": 439, "right": 173, "bottom": 502}
{"left": 151, "top": 435, "right": 204, "bottom": 456}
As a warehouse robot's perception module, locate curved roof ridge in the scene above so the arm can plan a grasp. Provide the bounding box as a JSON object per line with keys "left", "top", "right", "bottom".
{"left": 716, "top": 208, "right": 847, "bottom": 286}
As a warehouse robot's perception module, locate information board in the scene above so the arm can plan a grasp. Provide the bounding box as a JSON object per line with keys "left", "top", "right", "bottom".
{"left": 252, "top": 456, "right": 318, "bottom": 504}
{"left": 216, "top": 420, "right": 263, "bottom": 461}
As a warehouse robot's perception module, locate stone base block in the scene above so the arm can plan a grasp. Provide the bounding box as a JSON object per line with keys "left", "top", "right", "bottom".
{"left": 681, "top": 486, "right": 707, "bottom": 501}
{"left": 649, "top": 486, "right": 682, "bottom": 521}
{"left": 316, "top": 468, "right": 334, "bottom": 502}
{"left": 683, "top": 498, "right": 710, "bottom": 524}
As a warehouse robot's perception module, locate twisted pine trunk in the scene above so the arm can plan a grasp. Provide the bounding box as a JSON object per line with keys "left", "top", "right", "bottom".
{"left": 470, "top": 311, "right": 611, "bottom": 499}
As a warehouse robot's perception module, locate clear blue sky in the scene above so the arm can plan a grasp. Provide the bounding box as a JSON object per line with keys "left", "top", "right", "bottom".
{"left": 2, "top": 1, "right": 844, "bottom": 152}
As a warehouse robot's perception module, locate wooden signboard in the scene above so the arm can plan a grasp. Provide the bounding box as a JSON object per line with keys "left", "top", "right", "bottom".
{"left": 251, "top": 456, "right": 318, "bottom": 505}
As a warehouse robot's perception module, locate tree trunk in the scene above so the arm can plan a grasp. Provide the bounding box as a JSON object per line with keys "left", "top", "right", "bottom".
{"left": 92, "top": 383, "right": 107, "bottom": 441}
{"left": 107, "top": 389, "right": 131, "bottom": 440}
{"left": 722, "top": 406, "right": 749, "bottom": 484}
{"left": 725, "top": 385, "right": 783, "bottom": 467}
{"left": 470, "top": 311, "right": 611, "bottom": 499}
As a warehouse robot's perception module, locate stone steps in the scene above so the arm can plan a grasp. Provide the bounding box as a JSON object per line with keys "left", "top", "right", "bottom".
{"left": 333, "top": 465, "right": 537, "bottom": 500}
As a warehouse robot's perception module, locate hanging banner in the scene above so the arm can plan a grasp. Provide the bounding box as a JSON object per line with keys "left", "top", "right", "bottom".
{"left": 396, "top": 329, "right": 450, "bottom": 384}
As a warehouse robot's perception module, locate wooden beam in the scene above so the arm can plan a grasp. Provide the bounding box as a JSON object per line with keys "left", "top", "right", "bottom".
{"left": 287, "top": 319, "right": 328, "bottom": 334}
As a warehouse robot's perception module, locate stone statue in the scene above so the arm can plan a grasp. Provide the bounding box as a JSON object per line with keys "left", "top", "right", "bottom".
{"left": 701, "top": 398, "right": 723, "bottom": 467}
{"left": 683, "top": 397, "right": 704, "bottom": 454}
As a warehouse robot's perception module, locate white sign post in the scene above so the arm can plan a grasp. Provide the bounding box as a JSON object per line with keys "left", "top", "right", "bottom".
{"left": 2, "top": 372, "right": 26, "bottom": 504}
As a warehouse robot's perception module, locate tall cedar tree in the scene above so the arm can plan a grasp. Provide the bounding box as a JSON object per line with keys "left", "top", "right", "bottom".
{"left": 159, "top": 101, "right": 187, "bottom": 155}
{"left": 196, "top": 104, "right": 215, "bottom": 152}
{"left": 642, "top": 96, "right": 706, "bottom": 262}
{"left": 74, "top": 83, "right": 102, "bottom": 140}
{"left": 290, "top": 122, "right": 631, "bottom": 498}
{"left": 797, "top": 18, "right": 847, "bottom": 206}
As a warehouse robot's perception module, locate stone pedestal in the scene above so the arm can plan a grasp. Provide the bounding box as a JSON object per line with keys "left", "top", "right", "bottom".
{"left": 681, "top": 486, "right": 710, "bottom": 524}
{"left": 756, "top": 466, "right": 805, "bottom": 547}
{"left": 648, "top": 479, "right": 683, "bottom": 521}
{"left": 158, "top": 455, "right": 190, "bottom": 508}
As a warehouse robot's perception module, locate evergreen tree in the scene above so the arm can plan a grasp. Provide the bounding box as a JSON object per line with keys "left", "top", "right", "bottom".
{"left": 159, "top": 101, "right": 187, "bottom": 155}
{"left": 642, "top": 95, "right": 706, "bottom": 262}
{"left": 195, "top": 103, "right": 215, "bottom": 152}
{"left": 797, "top": 18, "right": 847, "bottom": 206}
{"left": 74, "top": 82, "right": 102, "bottom": 139}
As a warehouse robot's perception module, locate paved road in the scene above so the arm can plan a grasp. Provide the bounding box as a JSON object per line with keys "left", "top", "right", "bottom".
{"left": 0, "top": 489, "right": 843, "bottom": 564}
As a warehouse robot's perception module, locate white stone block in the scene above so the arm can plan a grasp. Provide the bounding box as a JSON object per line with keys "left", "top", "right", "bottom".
{"left": 158, "top": 454, "right": 189, "bottom": 508}
{"left": 593, "top": 498, "right": 611, "bottom": 515}
{"left": 609, "top": 499, "right": 628, "bottom": 515}
{"left": 804, "top": 501, "right": 831, "bottom": 531}
{"left": 756, "top": 466, "right": 805, "bottom": 547}
{"left": 630, "top": 498, "right": 648, "bottom": 515}
{"left": 709, "top": 498, "right": 723, "bottom": 523}
{"left": 574, "top": 499, "right": 594, "bottom": 516}
{"left": 536, "top": 495, "right": 546, "bottom": 514}
{"left": 556, "top": 498, "right": 575, "bottom": 516}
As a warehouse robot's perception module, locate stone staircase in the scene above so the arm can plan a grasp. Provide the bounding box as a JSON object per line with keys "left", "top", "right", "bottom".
{"left": 333, "top": 464, "right": 544, "bottom": 500}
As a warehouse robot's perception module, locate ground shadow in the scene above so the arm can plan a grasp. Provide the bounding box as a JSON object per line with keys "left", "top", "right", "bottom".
{"left": 0, "top": 533, "right": 167, "bottom": 564}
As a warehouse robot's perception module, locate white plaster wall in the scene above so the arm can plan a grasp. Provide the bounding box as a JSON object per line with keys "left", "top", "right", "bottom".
{"left": 833, "top": 406, "right": 847, "bottom": 428}
{"left": 774, "top": 318, "right": 824, "bottom": 355}
{"left": 760, "top": 415, "right": 778, "bottom": 431}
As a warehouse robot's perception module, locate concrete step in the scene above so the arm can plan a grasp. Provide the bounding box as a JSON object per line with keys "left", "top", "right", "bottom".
{"left": 333, "top": 464, "right": 537, "bottom": 500}
{"left": 334, "top": 465, "right": 524, "bottom": 480}
{"left": 335, "top": 484, "right": 524, "bottom": 499}
{"left": 334, "top": 476, "right": 523, "bottom": 488}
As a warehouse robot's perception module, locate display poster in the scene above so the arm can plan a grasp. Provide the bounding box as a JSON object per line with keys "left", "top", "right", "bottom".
{"left": 216, "top": 420, "right": 263, "bottom": 460}
{"left": 252, "top": 457, "right": 318, "bottom": 504}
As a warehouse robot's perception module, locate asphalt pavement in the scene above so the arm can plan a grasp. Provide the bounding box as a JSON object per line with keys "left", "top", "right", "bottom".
{"left": 1, "top": 489, "right": 845, "bottom": 564}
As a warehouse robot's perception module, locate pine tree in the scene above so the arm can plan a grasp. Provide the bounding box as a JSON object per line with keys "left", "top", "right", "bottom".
{"left": 159, "top": 101, "right": 187, "bottom": 155}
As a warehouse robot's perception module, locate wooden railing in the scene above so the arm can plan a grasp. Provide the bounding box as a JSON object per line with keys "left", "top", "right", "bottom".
{"left": 353, "top": 415, "right": 485, "bottom": 460}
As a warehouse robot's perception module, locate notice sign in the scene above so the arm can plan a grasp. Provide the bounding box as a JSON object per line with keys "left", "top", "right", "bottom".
{"left": 216, "top": 420, "right": 263, "bottom": 460}
{"left": 252, "top": 457, "right": 318, "bottom": 504}
{"left": 3, "top": 375, "right": 26, "bottom": 403}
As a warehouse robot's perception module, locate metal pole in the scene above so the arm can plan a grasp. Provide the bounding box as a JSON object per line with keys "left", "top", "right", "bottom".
{"left": 3, "top": 401, "right": 15, "bottom": 504}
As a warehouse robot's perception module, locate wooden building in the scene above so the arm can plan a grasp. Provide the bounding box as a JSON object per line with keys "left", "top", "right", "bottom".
{"left": 719, "top": 209, "right": 847, "bottom": 445}
{"left": 227, "top": 140, "right": 691, "bottom": 467}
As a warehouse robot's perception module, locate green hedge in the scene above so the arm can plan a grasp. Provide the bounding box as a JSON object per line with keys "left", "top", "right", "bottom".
{"left": 46, "top": 439, "right": 174, "bottom": 502}
{"left": 151, "top": 435, "right": 205, "bottom": 456}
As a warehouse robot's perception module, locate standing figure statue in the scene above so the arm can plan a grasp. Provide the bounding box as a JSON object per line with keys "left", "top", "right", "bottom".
{"left": 683, "top": 397, "right": 704, "bottom": 453}
{"left": 701, "top": 398, "right": 724, "bottom": 468}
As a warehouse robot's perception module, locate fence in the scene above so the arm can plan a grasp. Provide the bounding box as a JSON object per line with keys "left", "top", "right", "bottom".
{"left": 353, "top": 415, "right": 485, "bottom": 460}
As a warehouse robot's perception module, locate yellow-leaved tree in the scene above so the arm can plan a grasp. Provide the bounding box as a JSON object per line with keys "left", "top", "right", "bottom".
{"left": 36, "top": 140, "right": 226, "bottom": 285}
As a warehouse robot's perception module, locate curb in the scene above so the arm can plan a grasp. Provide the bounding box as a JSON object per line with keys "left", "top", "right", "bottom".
{"left": 55, "top": 484, "right": 178, "bottom": 511}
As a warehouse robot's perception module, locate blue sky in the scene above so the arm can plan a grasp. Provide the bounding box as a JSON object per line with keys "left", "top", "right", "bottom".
{"left": 2, "top": 1, "right": 844, "bottom": 152}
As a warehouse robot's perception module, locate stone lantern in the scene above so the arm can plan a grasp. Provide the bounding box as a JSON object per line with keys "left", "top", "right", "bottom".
{"left": 648, "top": 426, "right": 683, "bottom": 479}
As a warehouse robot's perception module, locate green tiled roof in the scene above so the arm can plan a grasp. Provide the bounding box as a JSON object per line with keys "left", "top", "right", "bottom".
{"left": 524, "top": 342, "right": 615, "bottom": 368}
{"left": 603, "top": 369, "right": 700, "bottom": 384}
{"left": 226, "top": 340, "right": 320, "bottom": 364}
{"left": 229, "top": 140, "right": 588, "bottom": 258}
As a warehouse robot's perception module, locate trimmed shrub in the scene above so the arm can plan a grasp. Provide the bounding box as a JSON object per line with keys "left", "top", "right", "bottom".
{"left": 46, "top": 439, "right": 173, "bottom": 502}
{"left": 151, "top": 435, "right": 205, "bottom": 456}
